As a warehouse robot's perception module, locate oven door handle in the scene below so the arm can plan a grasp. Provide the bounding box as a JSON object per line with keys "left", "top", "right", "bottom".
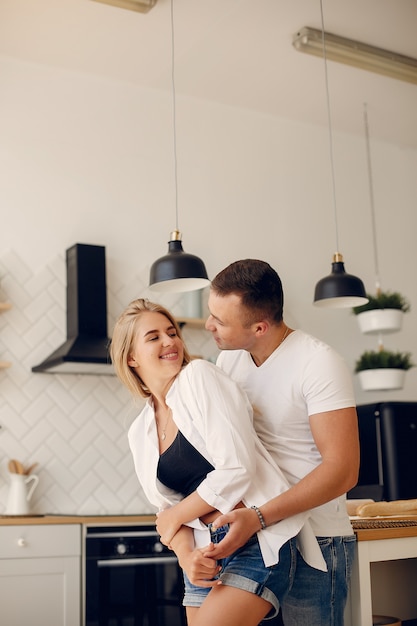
{"left": 97, "top": 556, "right": 179, "bottom": 567}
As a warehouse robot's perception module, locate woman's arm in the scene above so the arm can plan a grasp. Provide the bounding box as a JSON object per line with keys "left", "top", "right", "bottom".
{"left": 156, "top": 491, "right": 216, "bottom": 545}
{"left": 178, "top": 361, "right": 259, "bottom": 511}
{"left": 169, "top": 524, "right": 220, "bottom": 587}
{"left": 157, "top": 361, "right": 267, "bottom": 545}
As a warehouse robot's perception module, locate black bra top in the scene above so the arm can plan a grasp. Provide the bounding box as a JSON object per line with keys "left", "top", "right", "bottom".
{"left": 157, "top": 430, "right": 214, "bottom": 498}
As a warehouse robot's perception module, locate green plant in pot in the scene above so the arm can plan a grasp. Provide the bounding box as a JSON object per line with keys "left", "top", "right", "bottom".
{"left": 355, "top": 348, "right": 414, "bottom": 391}
{"left": 352, "top": 291, "right": 411, "bottom": 335}
{"left": 353, "top": 291, "right": 410, "bottom": 314}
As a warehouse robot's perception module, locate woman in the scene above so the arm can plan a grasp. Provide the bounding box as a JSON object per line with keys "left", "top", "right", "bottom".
{"left": 110, "top": 298, "right": 325, "bottom": 626}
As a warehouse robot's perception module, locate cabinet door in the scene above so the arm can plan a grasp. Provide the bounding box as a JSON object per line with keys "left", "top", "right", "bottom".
{"left": 0, "top": 556, "right": 80, "bottom": 626}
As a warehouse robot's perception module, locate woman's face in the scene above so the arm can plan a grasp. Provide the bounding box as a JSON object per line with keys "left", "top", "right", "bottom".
{"left": 127, "top": 311, "right": 184, "bottom": 388}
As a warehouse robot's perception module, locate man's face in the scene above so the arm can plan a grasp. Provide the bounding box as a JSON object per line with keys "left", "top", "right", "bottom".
{"left": 205, "top": 291, "right": 256, "bottom": 351}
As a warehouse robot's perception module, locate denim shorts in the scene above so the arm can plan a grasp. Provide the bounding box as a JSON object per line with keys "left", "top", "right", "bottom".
{"left": 183, "top": 524, "right": 296, "bottom": 620}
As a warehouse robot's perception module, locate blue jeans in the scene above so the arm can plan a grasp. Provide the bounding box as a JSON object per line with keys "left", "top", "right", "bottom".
{"left": 280, "top": 535, "right": 356, "bottom": 626}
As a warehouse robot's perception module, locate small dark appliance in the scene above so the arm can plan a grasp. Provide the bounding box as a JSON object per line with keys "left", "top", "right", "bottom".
{"left": 349, "top": 401, "right": 417, "bottom": 501}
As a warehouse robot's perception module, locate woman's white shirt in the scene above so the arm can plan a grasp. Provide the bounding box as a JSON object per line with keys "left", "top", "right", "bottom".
{"left": 128, "top": 359, "right": 325, "bottom": 570}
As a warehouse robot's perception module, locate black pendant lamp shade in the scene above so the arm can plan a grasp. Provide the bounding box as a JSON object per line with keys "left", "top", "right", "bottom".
{"left": 149, "top": 230, "right": 210, "bottom": 293}
{"left": 314, "top": 253, "right": 369, "bottom": 308}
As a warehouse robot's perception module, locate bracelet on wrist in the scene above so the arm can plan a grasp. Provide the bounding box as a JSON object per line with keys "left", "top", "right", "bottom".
{"left": 251, "top": 505, "right": 267, "bottom": 530}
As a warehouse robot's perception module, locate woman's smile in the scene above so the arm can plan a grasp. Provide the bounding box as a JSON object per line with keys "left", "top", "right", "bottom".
{"left": 160, "top": 351, "right": 179, "bottom": 360}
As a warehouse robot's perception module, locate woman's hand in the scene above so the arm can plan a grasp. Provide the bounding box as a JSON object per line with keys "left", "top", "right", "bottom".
{"left": 156, "top": 507, "right": 181, "bottom": 547}
{"left": 178, "top": 543, "right": 222, "bottom": 588}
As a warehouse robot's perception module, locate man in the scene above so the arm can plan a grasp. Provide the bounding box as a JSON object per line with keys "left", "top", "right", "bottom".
{"left": 205, "top": 259, "right": 359, "bottom": 626}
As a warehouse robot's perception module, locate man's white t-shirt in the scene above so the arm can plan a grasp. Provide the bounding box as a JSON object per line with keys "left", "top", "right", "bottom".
{"left": 216, "top": 329, "right": 356, "bottom": 537}
{"left": 128, "top": 358, "right": 325, "bottom": 569}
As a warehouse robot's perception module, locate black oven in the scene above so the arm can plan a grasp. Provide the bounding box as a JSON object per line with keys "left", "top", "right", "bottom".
{"left": 84, "top": 524, "right": 187, "bottom": 626}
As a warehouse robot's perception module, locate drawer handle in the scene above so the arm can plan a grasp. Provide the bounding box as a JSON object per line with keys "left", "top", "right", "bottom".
{"left": 17, "top": 537, "right": 27, "bottom": 547}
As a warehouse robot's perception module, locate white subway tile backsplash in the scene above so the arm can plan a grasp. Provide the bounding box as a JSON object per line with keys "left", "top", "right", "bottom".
{"left": 2, "top": 379, "right": 30, "bottom": 413}
{"left": 0, "top": 250, "right": 31, "bottom": 282}
{"left": 70, "top": 447, "right": 103, "bottom": 479}
{"left": 21, "top": 420, "right": 53, "bottom": 450}
{"left": 47, "top": 384, "right": 79, "bottom": 413}
{"left": 72, "top": 473, "right": 103, "bottom": 503}
{"left": 22, "top": 393, "right": 55, "bottom": 424}
{"left": 0, "top": 249, "right": 216, "bottom": 515}
{"left": 46, "top": 409, "right": 77, "bottom": 440}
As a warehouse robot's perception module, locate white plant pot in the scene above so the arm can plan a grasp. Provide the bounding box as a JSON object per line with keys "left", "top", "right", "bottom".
{"left": 358, "top": 368, "right": 406, "bottom": 391}
{"left": 356, "top": 309, "right": 403, "bottom": 335}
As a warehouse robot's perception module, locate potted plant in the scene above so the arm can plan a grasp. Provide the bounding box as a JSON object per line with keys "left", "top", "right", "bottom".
{"left": 352, "top": 291, "right": 411, "bottom": 335}
{"left": 354, "top": 348, "right": 414, "bottom": 391}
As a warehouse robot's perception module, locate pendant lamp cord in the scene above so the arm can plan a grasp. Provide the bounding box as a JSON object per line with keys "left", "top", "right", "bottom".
{"left": 319, "top": 0, "right": 340, "bottom": 254}
{"left": 363, "top": 102, "right": 381, "bottom": 295}
{"left": 170, "top": 0, "right": 179, "bottom": 232}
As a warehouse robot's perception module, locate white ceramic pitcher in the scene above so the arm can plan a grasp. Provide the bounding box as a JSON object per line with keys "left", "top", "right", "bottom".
{"left": 5, "top": 473, "right": 39, "bottom": 515}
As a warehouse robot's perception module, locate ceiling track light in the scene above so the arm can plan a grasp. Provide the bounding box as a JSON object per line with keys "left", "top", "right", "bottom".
{"left": 311, "top": 2, "right": 368, "bottom": 309}
{"left": 91, "top": 0, "right": 158, "bottom": 13}
{"left": 149, "top": 0, "right": 209, "bottom": 293}
{"left": 293, "top": 26, "right": 417, "bottom": 85}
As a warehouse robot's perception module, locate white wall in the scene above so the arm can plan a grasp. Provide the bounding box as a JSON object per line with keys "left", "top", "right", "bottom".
{"left": 0, "top": 55, "right": 416, "bottom": 514}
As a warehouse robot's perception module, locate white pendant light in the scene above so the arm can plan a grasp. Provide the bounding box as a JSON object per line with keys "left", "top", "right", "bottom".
{"left": 149, "top": 0, "right": 209, "bottom": 293}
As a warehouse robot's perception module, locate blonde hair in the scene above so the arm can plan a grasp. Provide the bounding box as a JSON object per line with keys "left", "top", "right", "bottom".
{"left": 110, "top": 298, "right": 191, "bottom": 399}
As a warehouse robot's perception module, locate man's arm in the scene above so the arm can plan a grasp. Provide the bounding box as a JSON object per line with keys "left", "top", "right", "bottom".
{"left": 209, "top": 407, "right": 360, "bottom": 559}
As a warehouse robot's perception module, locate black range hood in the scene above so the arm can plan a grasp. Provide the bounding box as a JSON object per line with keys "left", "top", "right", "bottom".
{"left": 32, "top": 243, "right": 115, "bottom": 375}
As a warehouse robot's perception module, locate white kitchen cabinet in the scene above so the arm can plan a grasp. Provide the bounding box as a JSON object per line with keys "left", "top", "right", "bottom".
{"left": 0, "top": 524, "right": 81, "bottom": 626}
{"left": 344, "top": 526, "right": 417, "bottom": 626}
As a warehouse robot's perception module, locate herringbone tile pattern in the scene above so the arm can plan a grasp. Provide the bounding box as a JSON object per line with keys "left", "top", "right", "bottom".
{"left": 0, "top": 249, "right": 216, "bottom": 514}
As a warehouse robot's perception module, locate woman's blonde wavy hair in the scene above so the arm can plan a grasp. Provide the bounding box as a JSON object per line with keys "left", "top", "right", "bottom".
{"left": 110, "top": 298, "right": 191, "bottom": 399}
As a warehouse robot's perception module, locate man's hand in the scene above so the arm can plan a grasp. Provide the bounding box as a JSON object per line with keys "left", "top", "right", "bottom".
{"left": 208, "top": 507, "right": 261, "bottom": 560}
{"left": 178, "top": 543, "right": 222, "bottom": 588}
{"left": 156, "top": 507, "right": 180, "bottom": 547}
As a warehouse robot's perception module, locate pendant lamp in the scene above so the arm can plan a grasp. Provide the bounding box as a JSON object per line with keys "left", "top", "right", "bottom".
{"left": 312, "top": 0, "right": 368, "bottom": 308}
{"left": 314, "top": 253, "right": 369, "bottom": 308}
{"left": 149, "top": 229, "right": 210, "bottom": 293}
{"left": 149, "top": 0, "right": 210, "bottom": 293}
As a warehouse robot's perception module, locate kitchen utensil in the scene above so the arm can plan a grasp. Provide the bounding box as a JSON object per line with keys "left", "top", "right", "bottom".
{"left": 5, "top": 472, "right": 40, "bottom": 515}
{"left": 14, "top": 460, "right": 25, "bottom": 474}
{"left": 24, "top": 462, "right": 38, "bottom": 475}
{"left": 8, "top": 459, "right": 18, "bottom": 474}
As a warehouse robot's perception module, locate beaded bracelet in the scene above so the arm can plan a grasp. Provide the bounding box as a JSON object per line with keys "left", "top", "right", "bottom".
{"left": 251, "top": 505, "right": 267, "bottom": 530}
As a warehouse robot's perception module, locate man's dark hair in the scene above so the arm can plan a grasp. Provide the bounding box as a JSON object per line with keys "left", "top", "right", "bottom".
{"left": 211, "top": 259, "right": 284, "bottom": 325}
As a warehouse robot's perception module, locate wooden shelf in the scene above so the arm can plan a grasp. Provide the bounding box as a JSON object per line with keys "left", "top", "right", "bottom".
{"left": 176, "top": 317, "right": 207, "bottom": 330}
